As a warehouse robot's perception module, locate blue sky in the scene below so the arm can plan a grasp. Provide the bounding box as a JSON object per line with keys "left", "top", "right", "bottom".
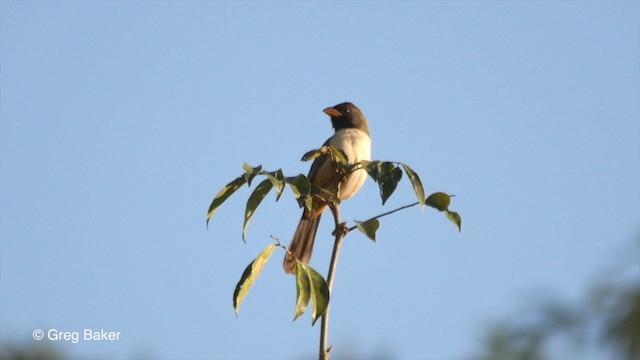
{"left": 1, "top": 1, "right": 638, "bottom": 359}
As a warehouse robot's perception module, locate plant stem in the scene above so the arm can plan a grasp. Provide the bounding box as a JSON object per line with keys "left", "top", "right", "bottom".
{"left": 319, "top": 200, "right": 422, "bottom": 359}
{"left": 319, "top": 205, "right": 346, "bottom": 360}
{"left": 348, "top": 201, "right": 420, "bottom": 232}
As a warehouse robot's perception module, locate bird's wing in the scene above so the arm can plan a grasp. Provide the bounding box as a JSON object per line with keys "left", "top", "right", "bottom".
{"left": 307, "top": 138, "right": 335, "bottom": 189}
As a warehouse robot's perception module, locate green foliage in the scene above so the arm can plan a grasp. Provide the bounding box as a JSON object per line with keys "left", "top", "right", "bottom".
{"left": 425, "top": 192, "right": 450, "bottom": 211}
{"left": 206, "top": 175, "right": 246, "bottom": 228}
{"left": 294, "top": 262, "right": 312, "bottom": 321}
{"left": 301, "top": 148, "right": 325, "bottom": 162}
{"left": 0, "top": 343, "right": 66, "bottom": 360}
{"left": 599, "top": 282, "right": 640, "bottom": 360}
{"left": 301, "top": 146, "right": 348, "bottom": 166}
{"left": 242, "top": 163, "right": 263, "bottom": 186}
{"left": 290, "top": 260, "right": 332, "bottom": 325}
{"left": 473, "top": 239, "right": 640, "bottom": 360}
{"left": 327, "top": 146, "right": 349, "bottom": 166}
{"left": 263, "top": 169, "right": 285, "bottom": 201}
{"left": 364, "top": 161, "right": 403, "bottom": 205}
{"left": 232, "top": 243, "right": 329, "bottom": 325}
{"left": 445, "top": 211, "right": 462, "bottom": 232}
{"left": 426, "top": 192, "right": 462, "bottom": 232}
{"left": 233, "top": 243, "right": 276, "bottom": 316}
{"left": 207, "top": 146, "right": 462, "bottom": 324}
{"left": 355, "top": 219, "right": 380, "bottom": 242}
{"left": 243, "top": 179, "right": 274, "bottom": 241}
{"left": 401, "top": 163, "right": 426, "bottom": 209}
{"left": 299, "top": 262, "right": 330, "bottom": 325}
{"left": 285, "top": 174, "right": 311, "bottom": 208}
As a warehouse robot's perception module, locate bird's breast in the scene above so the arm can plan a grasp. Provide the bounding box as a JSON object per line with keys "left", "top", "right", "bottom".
{"left": 329, "top": 129, "right": 371, "bottom": 200}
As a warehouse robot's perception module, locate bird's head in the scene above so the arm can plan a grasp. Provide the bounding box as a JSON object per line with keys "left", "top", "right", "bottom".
{"left": 323, "top": 102, "right": 370, "bottom": 136}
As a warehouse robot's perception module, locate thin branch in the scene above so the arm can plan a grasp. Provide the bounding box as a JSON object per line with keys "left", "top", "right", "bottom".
{"left": 348, "top": 201, "right": 420, "bottom": 232}
{"left": 319, "top": 204, "right": 347, "bottom": 360}
{"left": 319, "top": 200, "right": 424, "bottom": 359}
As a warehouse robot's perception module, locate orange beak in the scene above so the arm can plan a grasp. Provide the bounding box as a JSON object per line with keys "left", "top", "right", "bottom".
{"left": 323, "top": 107, "right": 342, "bottom": 118}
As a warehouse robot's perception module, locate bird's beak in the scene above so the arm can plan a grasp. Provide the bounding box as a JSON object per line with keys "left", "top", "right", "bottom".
{"left": 323, "top": 107, "right": 342, "bottom": 118}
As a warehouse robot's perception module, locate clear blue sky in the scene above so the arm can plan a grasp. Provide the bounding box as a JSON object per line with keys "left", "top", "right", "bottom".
{"left": 1, "top": 1, "right": 638, "bottom": 359}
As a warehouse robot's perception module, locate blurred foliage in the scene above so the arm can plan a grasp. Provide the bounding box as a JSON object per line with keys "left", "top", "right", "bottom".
{"left": 0, "top": 343, "right": 65, "bottom": 360}
{"left": 473, "top": 238, "right": 640, "bottom": 360}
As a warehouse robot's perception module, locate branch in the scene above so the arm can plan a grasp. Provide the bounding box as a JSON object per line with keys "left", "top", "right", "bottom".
{"left": 319, "top": 204, "right": 347, "bottom": 360}
{"left": 348, "top": 201, "right": 421, "bottom": 232}
{"left": 320, "top": 200, "right": 423, "bottom": 359}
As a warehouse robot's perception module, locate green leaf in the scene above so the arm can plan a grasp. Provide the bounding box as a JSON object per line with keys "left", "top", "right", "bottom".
{"left": 242, "top": 163, "right": 263, "bottom": 186}
{"left": 425, "top": 192, "right": 451, "bottom": 211}
{"left": 303, "top": 184, "right": 320, "bottom": 213}
{"left": 355, "top": 219, "right": 380, "bottom": 242}
{"left": 424, "top": 192, "right": 461, "bottom": 232}
{"left": 233, "top": 243, "right": 276, "bottom": 316}
{"left": 286, "top": 174, "right": 311, "bottom": 207}
{"left": 445, "top": 210, "right": 462, "bottom": 232}
{"left": 263, "top": 169, "right": 285, "bottom": 201}
{"left": 377, "top": 162, "right": 403, "bottom": 205}
{"left": 328, "top": 145, "right": 349, "bottom": 165}
{"left": 364, "top": 160, "right": 381, "bottom": 182}
{"left": 293, "top": 262, "right": 311, "bottom": 321}
{"left": 309, "top": 184, "right": 340, "bottom": 210}
{"left": 304, "top": 194, "right": 315, "bottom": 213}
{"left": 206, "top": 176, "right": 247, "bottom": 228}
{"left": 401, "top": 163, "right": 426, "bottom": 209}
{"left": 306, "top": 265, "right": 330, "bottom": 326}
{"left": 242, "top": 179, "right": 273, "bottom": 241}
{"left": 291, "top": 262, "right": 328, "bottom": 324}
{"left": 301, "top": 148, "right": 326, "bottom": 162}
{"left": 353, "top": 159, "right": 370, "bottom": 175}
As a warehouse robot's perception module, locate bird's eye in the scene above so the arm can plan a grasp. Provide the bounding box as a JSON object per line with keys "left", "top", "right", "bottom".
{"left": 345, "top": 108, "right": 351, "bottom": 113}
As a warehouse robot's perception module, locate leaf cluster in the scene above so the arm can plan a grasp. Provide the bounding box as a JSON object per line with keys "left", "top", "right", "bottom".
{"left": 207, "top": 147, "right": 351, "bottom": 241}
{"left": 357, "top": 160, "right": 461, "bottom": 237}
{"left": 207, "top": 147, "right": 462, "bottom": 322}
{"left": 233, "top": 242, "right": 330, "bottom": 325}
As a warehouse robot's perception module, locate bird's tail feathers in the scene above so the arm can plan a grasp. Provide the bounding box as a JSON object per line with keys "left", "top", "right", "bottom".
{"left": 283, "top": 214, "right": 321, "bottom": 274}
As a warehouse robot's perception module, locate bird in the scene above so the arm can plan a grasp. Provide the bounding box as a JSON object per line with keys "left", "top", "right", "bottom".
{"left": 283, "top": 102, "right": 371, "bottom": 274}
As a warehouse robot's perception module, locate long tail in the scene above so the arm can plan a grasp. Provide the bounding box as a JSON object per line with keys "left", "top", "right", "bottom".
{"left": 283, "top": 213, "right": 322, "bottom": 274}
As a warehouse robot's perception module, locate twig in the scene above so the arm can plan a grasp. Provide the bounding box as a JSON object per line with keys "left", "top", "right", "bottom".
{"left": 348, "top": 201, "right": 420, "bottom": 232}
{"left": 319, "top": 200, "right": 423, "bottom": 359}
{"left": 319, "top": 204, "right": 347, "bottom": 360}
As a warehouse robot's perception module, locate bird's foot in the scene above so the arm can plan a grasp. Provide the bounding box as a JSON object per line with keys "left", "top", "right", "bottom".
{"left": 332, "top": 221, "right": 349, "bottom": 238}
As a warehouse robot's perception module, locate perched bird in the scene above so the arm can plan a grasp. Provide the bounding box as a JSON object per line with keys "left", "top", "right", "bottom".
{"left": 283, "top": 102, "right": 371, "bottom": 274}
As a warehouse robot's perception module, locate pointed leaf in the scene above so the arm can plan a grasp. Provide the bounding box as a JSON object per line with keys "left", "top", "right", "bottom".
{"left": 425, "top": 192, "right": 451, "bottom": 211}
{"left": 352, "top": 159, "right": 370, "bottom": 175}
{"left": 207, "top": 176, "right": 247, "bottom": 227}
{"left": 242, "top": 179, "right": 273, "bottom": 241}
{"left": 233, "top": 243, "right": 276, "bottom": 316}
{"left": 328, "top": 145, "right": 349, "bottom": 165}
{"left": 310, "top": 184, "right": 340, "bottom": 208}
{"left": 401, "top": 163, "right": 426, "bottom": 209}
{"left": 300, "top": 184, "right": 318, "bottom": 213}
{"left": 263, "top": 169, "right": 285, "bottom": 201}
{"left": 301, "top": 148, "right": 326, "bottom": 162}
{"left": 293, "top": 262, "right": 311, "bottom": 321}
{"left": 320, "top": 187, "right": 340, "bottom": 206}
{"left": 364, "top": 160, "right": 382, "bottom": 182}
{"left": 445, "top": 210, "right": 462, "bottom": 232}
{"left": 355, "top": 219, "right": 380, "bottom": 242}
{"left": 306, "top": 265, "right": 330, "bottom": 325}
{"left": 242, "top": 163, "right": 263, "bottom": 186}
{"left": 286, "top": 174, "right": 311, "bottom": 207}
{"left": 304, "top": 194, "right": 315, "bottom": 213}
{"left": 377, "top": 162, "right": 403, "bottom": 205}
